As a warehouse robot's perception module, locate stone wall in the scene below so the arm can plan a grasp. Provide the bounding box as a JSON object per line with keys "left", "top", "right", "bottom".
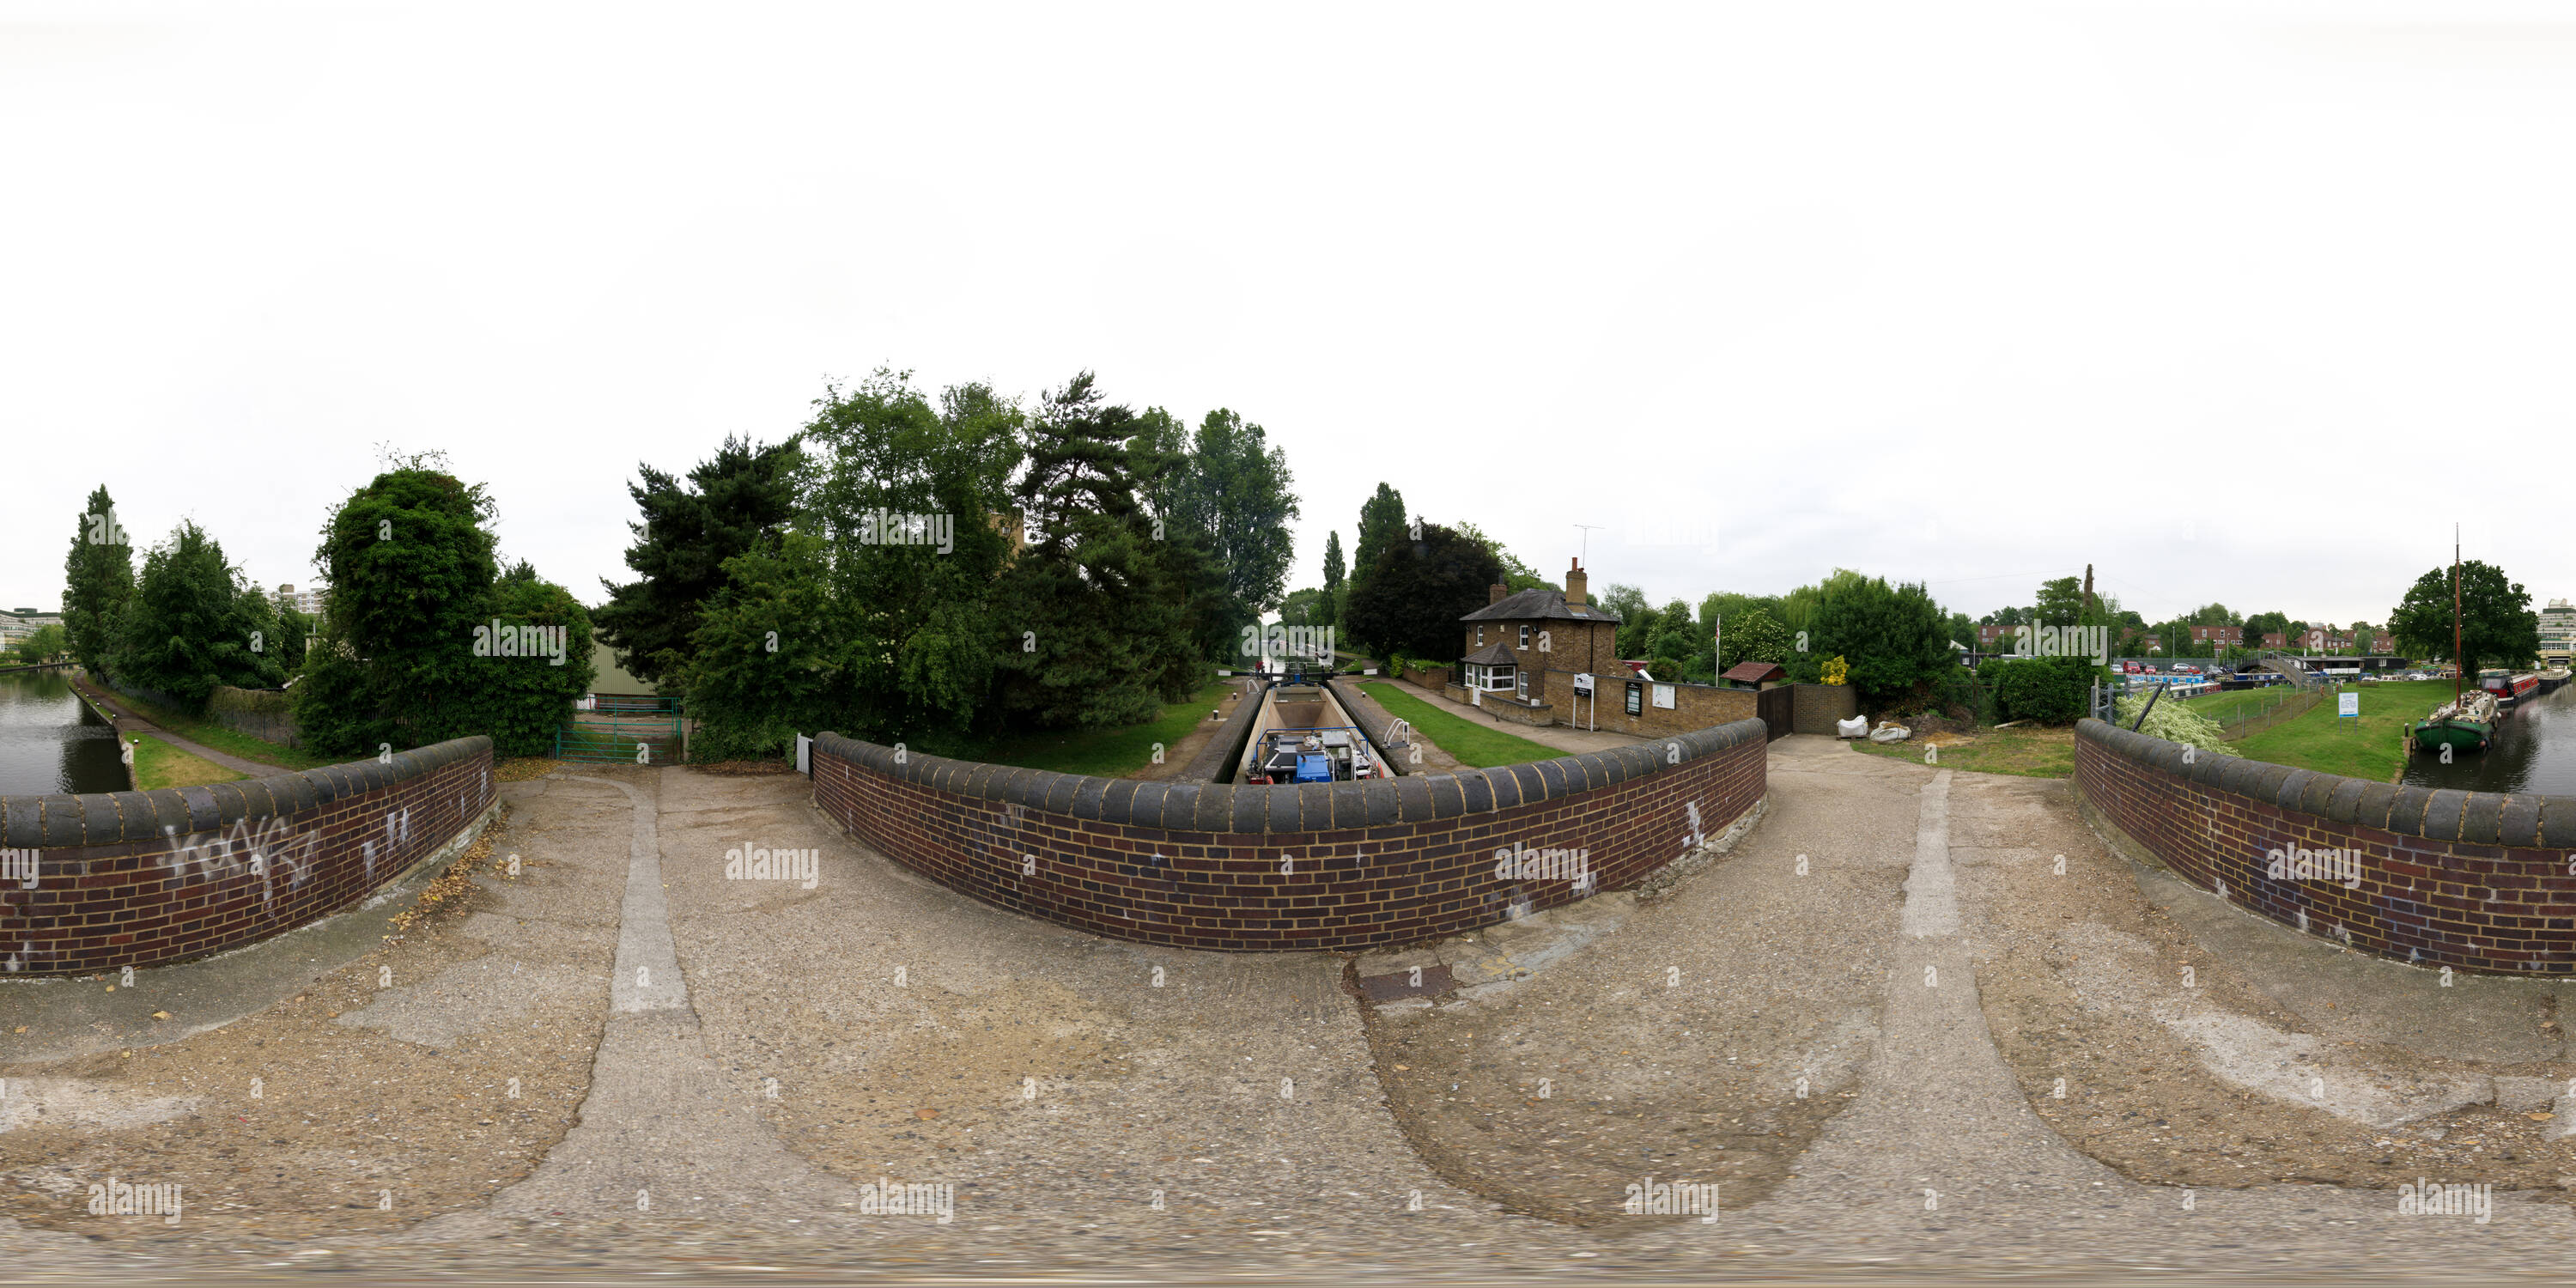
{"left": 2075, "top": 718, "right": 2576, "bottom": 975}
{"left": 811, "top": 720, "right": 1768, "bottom": 952}
{"left": 0, "top": 738, "right": 495, "bottom": 975}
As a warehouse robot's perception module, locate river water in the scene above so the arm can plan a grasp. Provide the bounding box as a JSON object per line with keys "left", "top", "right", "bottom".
{"left": 0, "top": 668, "right": 129, "bottom": 796}
{"left": 2399, "top": 680, "right": 2576, "bottom": 797}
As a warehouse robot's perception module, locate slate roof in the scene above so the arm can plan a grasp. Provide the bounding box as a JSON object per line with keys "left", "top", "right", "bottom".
{"left": 1461, "top": 641, "right": 1518, "bottom": 666}
{"left": 1460, "top": 587, "right": 1622, "bottom": 624}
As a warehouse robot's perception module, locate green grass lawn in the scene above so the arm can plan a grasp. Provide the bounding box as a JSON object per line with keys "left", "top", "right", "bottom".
{"left": 101, "top": 688, "right": 333, "bottom": 771}
{"left": 2230, "top": 678, "right": 2457, "bottom": 783}
{"left": 128, "top": 733, "right": 246, "bottom": 791}
{"left": 1357, "top": 681, "right": 1564, "bottom": 769}
{"left": 2171, "top": 685, "right": 2305, "bottom": 726}
{"left": 1847, "top": 724, "right": 2077, "bottom": 778}
{"left": 930, "top": 682, "right": 1236, "bottom": 777}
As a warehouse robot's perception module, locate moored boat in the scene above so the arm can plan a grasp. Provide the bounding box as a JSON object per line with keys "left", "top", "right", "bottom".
{"left": 2478, "top": 669, "right": 2541, "bottom": 708}
{"left": 2409, "top": 689, "right": 2498, "bottom": 755}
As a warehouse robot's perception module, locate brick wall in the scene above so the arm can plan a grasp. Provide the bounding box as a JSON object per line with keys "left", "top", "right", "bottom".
{"left": 811, "top": 719, "right": 1768, "bottom": 952}
{"left": 0, "top": 738, "right": 495, "bottom": 975}
{"left": 1530, "top": 671, "right": 1756, "bottom": 737}
{"left": 1400, "top": 665, "right": 1451, "bottom": 690}
{"left": 2074, "top": 718, "right": 2576, "bottom": 975}
{"left": 1790, "top": 683, "right": 1858, "bottom": 734}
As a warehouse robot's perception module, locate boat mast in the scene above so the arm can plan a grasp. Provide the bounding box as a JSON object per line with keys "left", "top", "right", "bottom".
{"left": 2454, "top": 523, "right": 2464, "bottom": 710}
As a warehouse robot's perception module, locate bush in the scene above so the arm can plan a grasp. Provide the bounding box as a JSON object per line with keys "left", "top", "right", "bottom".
{"left": 1980, "top": 654, "right": 2104, "bottom": 724}
{"left": 2115, "top": 693, "right": 2237, "bottom": 754}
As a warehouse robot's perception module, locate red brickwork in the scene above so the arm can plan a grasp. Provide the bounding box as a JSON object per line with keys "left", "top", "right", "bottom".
{"left": 812, "top": 720, "right": 1767, "bottom": 951}
{"left": 0, "top": 738, "right": 495, "bottom": 975}
{"left": 2075, "top": 719, "right": 2576, "bottom": 975}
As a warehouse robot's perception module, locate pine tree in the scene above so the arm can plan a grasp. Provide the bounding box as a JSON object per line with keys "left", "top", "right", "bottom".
{"left": 61, "top": 484, "right": 134, "bottom": 676}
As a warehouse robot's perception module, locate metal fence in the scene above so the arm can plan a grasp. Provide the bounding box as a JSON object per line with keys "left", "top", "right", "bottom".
{"left": 556, "top": 715, "right": 682, "bottom": 765}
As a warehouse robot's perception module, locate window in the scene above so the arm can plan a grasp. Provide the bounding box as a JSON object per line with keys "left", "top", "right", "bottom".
{"left": 1465, "top": 662, "right": 1516, "bottom": 692}
{"left": 1477, "top": 626, "right": 1485, "bottom": 647}
{"left": 1516, "top": 669, "right": 1530, "bottom": 698}
{"left": 1517, "top": 625, "right": 1530, "bottom": 650}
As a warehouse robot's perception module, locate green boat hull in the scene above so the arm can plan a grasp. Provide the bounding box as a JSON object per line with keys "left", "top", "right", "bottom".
{"left": 2409, "top": 719, "right": 2492, "bottom": 752}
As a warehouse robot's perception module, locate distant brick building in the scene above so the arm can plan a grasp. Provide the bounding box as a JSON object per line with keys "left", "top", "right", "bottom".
{"left": 2191, "top": 624, "right": 2243, "bottom": 646}
{"left": 2262, "top": 632, "right": 2287, "bottom": 649}
{"left": 1458, "top": 561, "right": 1622, "bottom": 697}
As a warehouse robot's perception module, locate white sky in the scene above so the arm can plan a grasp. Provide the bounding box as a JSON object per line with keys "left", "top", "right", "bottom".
{"left": 7, "top": 2, "right": 2574, "bottom": 630}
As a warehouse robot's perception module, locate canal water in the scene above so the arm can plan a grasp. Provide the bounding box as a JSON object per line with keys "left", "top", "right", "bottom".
{"left": 2400, "top": 680, "right": 2576, "bottom": 797}
{"left": 0, "top": 667, "right": 128, "bottom": 796}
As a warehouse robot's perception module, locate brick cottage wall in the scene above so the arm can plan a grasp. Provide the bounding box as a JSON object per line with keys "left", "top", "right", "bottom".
{"left": 811, "top": 719, "right": 1768, "bottom": 951}
{"left": 2075, "top": 718, "right": 2576, "bottom": 975}
{"left": 0, "top": 738, "right": 495, "bottom": 975}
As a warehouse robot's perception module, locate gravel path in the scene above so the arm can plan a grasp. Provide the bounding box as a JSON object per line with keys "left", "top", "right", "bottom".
{"left": 13, "top": 744, "right": 2576, "bottom": 1282}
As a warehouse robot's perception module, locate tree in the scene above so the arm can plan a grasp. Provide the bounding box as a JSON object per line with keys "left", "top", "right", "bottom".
{"left": 1352, "top": 483, "right": 1409, "bottom": 585}
{"left": 294, "top": 458, "right": 592, "bottom": 756}
{"left": 1808, "top": 575, "right": 1952, "bottom": 708}
{"left": 1646, "top": 599, "right": 1705, "bottom": 680}
{"left": 2189, "top": 603, "right": 2239, "bottom": 627}
{"left": 2389, "top": 560, "right": 2538, "bottom": 677}
{"left": 1452, "top": 521, "right": 1558, "bottom": 594}
{"left": 1321, "top": 530, "right": 1346, "bottom": 629}
{"left": 593, "top": 433, "right": 803, "bottom": 690}
{"left": 462, "top": 562, "right": 598, "bottom": 756}
{"left": 992, "top": 373, "right": 1206, "bottom": 728}
{"left": 1277, "top": 587, "right": 1329, "bottom": 629}
{"left": 2034, "top": 577, "right": 2087, "bottom": 626}
{"left": 110, "top": 519, "right": 282, "bottom": 709}
{"left": 799, "top": 369, "right": 1023, "bottom": 743}
{"left": 19, "top": 623, "right": 67, "bottom": 664}
{"left": 1343, "top": 521, "right": 1501, "bottom": 662}
{"left": 1717, "top": 607, "right": 1792, "bottom": 675}
{"left": 675, "top": 532, "right": 844, "bottom": 762}
{"left": 1944, "top": 612, "right": 1976, "bottom": 647}
{"left": 61, "top": 484, "right": 133, "bottom": 676}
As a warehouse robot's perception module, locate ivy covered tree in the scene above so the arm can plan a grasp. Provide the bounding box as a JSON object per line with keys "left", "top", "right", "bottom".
{"left": 108, "top": 519, "right": 283, "bottom": 709}
{"left": 294, "top": 455, "right": 592, "bottom": 757}
{"left": 61, "top": 483, "right": 133, "bottom": 676}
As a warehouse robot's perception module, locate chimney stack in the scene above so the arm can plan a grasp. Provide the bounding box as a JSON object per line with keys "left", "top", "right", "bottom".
{"left": 1489, "top": 581, "right": 1509, "bottom": 606}
{"left": 1565, "top": 558, "right": 1588, "bottom": 609}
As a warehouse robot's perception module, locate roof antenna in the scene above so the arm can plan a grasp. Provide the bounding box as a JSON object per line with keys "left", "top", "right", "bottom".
{"left": 1573, "top": 524, "right": 1603, "bottom": 566}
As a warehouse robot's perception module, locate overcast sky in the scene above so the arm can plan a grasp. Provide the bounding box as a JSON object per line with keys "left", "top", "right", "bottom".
{"left": 7, "top": 2, "right": 2573, "bottom": 631}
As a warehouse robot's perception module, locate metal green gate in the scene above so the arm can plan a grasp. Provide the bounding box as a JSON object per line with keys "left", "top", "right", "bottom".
{"left": 556, "top": 714, "right": 682, "bottom": 764}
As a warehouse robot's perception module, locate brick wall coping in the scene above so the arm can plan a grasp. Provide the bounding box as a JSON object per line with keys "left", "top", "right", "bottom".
{"left": 0, "top": 736, "right": 495, "bottom": 848}
{"left": 812, "top": 718, "right": 1765, "bottom": 833}
{"left": 2075, "top": 718, "right": 2576, "bottom": 848}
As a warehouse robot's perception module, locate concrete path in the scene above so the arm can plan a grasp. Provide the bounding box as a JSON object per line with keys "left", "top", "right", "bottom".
{"left": 16, "top": 742, "right": 2576, "bottom": 1281}
{"left": 69, "top": 675, "right": 281, "bottom": 779}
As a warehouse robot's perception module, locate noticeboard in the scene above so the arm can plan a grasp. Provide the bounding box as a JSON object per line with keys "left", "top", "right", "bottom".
{"left": 2338, "top": 691, "right": 2360, "bottom": 719}
{"left": 1625, "top": 681, "right": 1643, "bottom": 717}
{"left": 1573, "top": 672, "right": 1595, "bottom": 695}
